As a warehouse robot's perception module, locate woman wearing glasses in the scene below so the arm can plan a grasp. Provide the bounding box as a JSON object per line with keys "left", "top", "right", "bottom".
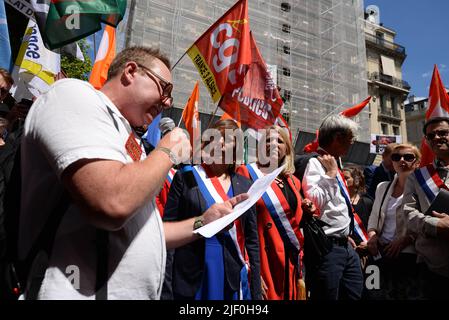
{"left": 366, "top": 143, "right": 421, "bottom": 299}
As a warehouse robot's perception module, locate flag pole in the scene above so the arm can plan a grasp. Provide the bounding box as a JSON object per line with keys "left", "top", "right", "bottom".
{"left": 177, "top": 116, "right": 183, "bottom": 127}
{"left": 205, "top": 96, "right": 223, "bottom": 130}
{"left": 93, "top": 33, "right": 97, "bottom": 60}
{"left": 171, "top": 50, "right": 189, "bottom": 71}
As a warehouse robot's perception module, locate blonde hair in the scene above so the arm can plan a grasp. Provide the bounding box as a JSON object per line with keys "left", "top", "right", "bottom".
{"left": 262, "top": 125, "right": 295, "bottom": 176}
{"left": 393, "top": 143, "right": 421, "bottom": 162}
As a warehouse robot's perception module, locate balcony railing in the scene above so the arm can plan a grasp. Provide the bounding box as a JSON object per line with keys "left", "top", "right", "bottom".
{"left": 378, "top": 107, "right": 401, "bottom": 118}
{"left": 365, "top": 33, "right": 406, "bottom": 56}
{"left": 368, "top": 72, "right": 411, "bottom": 91}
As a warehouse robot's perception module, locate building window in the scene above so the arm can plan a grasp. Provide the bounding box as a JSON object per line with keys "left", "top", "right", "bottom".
{"left": 393, "top": 126, "right": 400, "bottom": 136}
{"left": 282, "top": 67, "right": 291, "bottom": 76}
{"left": 381, "top": 123, "right": 388, "bottom": 135}
{"left": 281, "top": 2, "right": 291, "bottom": 12}
{"left": 380, "top": 94, "right": 386, "bottom": 113}
{"left": 283, "top": 45, "right": 290, "bottom": 54}
{"left": 282, "top": 24, "right": 291, "bottom": 33}
{"left": 283, "top": 90, "right": 291, "bottom": 102}
{"left": 391, "top": 96, "right": 398, "bottom": 116}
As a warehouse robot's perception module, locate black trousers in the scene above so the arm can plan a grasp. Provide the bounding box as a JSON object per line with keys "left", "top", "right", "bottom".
{"left": 307, "top": 243, "right": 363, "bottom": 300}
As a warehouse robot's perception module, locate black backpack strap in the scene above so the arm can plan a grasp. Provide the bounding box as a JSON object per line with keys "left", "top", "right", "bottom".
{"left": 93, "top": 105, "right": 121, "bottom": 300}
{"left": 95, "top": 229, "right": 109, "bottom": 300}
{"left": 24, "top": 192, "right": 70, "bottom": 299}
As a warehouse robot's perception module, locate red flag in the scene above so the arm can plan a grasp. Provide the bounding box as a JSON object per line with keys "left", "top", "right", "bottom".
{"left": 89, "top": 25, "right": 116, "bottom": 89}
{"left": 219, "top": 32, "right": 283, "bottom": 129}
{"left": 187, "top": 0, "right": 250, "bottom": 103}
{"left": 303, "top": 130, "right": 319, "bottom": 153}
{"left": 302, "top": 97, "right": 371, "bottom": 153}
{"left": 420, "top": 65, "right": 449, "bottom": 166}
{"left": 340, "top": 96, "right": 371, "bottom": 118}
{"left": 181, "top": 82, "right": 200, "bottom": 147}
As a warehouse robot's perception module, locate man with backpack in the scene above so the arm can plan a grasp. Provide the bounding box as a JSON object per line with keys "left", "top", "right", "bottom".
{"left": 301, "top": 114, "right": 364, "bottom": 300}
{"left": 13, "top": 46, "right": 246, "bottom": 300}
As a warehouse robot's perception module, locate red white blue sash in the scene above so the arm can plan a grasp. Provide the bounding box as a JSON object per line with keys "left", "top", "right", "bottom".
{"left": 336, "top": 170, "right": 369, "bottom": 242}
{"left": 414, "top": 164, "right": 449, "bottom": 202}
{"left": 166, "top": 168, "right": 176, "bottom": 185}
{"left": 246, "top": 163, "right": 302, "bottom": 256}
{"left": 191, "top": 165, "right": 246, "bottom": 265}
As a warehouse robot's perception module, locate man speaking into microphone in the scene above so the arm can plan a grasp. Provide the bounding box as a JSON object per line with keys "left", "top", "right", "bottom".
{"left": 18, "top": 46, "right": 248, "bottom": 300}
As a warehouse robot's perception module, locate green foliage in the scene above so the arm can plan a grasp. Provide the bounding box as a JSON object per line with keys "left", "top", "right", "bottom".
{"left": 60, "top": 39, "right": 92, "bottom": 81}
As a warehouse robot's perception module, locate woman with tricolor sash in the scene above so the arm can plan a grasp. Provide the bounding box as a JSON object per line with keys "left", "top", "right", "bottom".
{"left": 163, "top": 120, "right": 261, "bottom": 300}
{"left": 367, "top": 143, "right": 421, "bottom": 299}
{"left": 237, "top": 125, "right": 306, "bottom": 300}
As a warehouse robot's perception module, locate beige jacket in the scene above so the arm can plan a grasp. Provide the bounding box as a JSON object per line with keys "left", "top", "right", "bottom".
{"left": 403, "top": 168, "right": 449, "bottom": 278}
{"left": 367, "top": 176, "right": 416, "bottom": 254}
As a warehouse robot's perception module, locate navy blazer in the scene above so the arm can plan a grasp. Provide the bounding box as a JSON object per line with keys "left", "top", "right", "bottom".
{"left": 163, "top": 169, "right": 262, "bottom": 300}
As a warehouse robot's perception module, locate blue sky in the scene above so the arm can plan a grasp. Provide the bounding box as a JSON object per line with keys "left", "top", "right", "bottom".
{"left": 365, "top": 0, "right": 449, "bottom": 98}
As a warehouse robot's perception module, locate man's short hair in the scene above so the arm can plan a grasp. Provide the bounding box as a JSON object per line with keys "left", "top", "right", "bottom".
{"left": 0, "top": 68, "right": 14, "bottom": 87}
{"left": 318, "top": 114, "right": 359, "bottom": 147}
{"left": 422, "top": 117, "right": 449, "bottom": 135}
{"left": 107, "top": 46, "right": 171, "bottom": 80}
{"left": 383, "top": 143, "right": 398, "bottom": 156}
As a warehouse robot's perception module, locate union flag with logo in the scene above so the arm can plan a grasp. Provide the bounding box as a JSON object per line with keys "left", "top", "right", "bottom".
{"left": 187, "top": 0, "right": 251, "bottom": 103}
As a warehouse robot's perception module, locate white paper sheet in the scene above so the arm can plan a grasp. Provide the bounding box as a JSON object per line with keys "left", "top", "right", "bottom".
{"left": 193, "top": 165, "right": 285, "bottom": 238}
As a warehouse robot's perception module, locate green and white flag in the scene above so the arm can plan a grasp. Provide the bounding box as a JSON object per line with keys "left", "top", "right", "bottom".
{"left": 44, "top": 0, "right": 127, "bottom": 49}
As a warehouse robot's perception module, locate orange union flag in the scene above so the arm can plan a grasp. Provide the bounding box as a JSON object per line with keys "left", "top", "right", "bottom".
{"left": 187, "top": 0, "right": 250, "bottom": 103}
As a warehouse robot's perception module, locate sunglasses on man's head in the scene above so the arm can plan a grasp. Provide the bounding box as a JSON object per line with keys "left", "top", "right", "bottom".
{"left": 425, "top": 130, "right": 449, "bottom": 141}
{"left": 391, "top": 153, "right": 416, "bottom": 162}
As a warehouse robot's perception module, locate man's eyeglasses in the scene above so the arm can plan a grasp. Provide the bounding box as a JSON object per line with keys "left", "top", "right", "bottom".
{"left": 137, "top": 64, "right": 173, "bottom": 106}
{"left": 391, "top": 153, "right": 416, "bottom": 163}
{"left": 425, "top": 130, "right": 449, "bottom": 141}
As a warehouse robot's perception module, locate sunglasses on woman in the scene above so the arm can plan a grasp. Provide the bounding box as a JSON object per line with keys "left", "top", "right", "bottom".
{"left": 391, "top": 153, "right": 416, "bottom": 162}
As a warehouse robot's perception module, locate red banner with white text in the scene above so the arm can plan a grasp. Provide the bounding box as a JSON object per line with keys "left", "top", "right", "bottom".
{"left": 219, "top": 32, "right": 283, "bottom": 130}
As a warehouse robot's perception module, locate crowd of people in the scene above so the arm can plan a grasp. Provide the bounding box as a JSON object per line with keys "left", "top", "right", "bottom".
{"left": 0, "top": 46, "right": 448, "bottom": 300}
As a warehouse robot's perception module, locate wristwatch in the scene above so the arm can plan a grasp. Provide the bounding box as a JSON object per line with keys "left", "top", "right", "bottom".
{"left": 193, "top": 215, "right": 204, "bottom": 230}
{"left": 156, "top": 147, "right": 179, "bottom": 165}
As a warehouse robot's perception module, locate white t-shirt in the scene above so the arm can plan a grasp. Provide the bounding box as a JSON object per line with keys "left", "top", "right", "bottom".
{"left": 19, "top": 79, "right": 166, "bottom": 300}
{"left": 379, "top": 195, "right": 403, "bottom": 244}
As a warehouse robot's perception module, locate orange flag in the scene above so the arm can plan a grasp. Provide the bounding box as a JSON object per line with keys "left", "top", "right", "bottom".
{"left": 181, "top": 82, "right": 200, "bottom": 147}
{"left": 219, "top": 32, "right": 283, "bottom": 129}
{"left": 187, "top": 0, "right": 250, "bottom": 103}
{"left": 340, "top": 96, "right": 371, "bottom": 118}
{"left": 420, "top": 65, "right": 449, "bottom": 167}
{"left": 89, "top": 25, "right": 116, "bottom": 89}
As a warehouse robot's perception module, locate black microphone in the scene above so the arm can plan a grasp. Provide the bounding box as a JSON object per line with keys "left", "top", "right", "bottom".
{"left": 159, "top": 117, "right": 197, "bottom": 188}
{"left": 159, "top": 117, "right": 176, "bottom": 137}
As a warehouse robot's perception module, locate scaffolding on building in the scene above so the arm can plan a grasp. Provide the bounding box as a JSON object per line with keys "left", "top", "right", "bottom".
{"left": 124, "top": 0, "right": 369, "bottom": 143}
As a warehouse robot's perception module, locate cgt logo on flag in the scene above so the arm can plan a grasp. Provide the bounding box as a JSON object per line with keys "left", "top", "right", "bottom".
{"left": 187, "top": 0, "right": 250, "bottom": 103}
